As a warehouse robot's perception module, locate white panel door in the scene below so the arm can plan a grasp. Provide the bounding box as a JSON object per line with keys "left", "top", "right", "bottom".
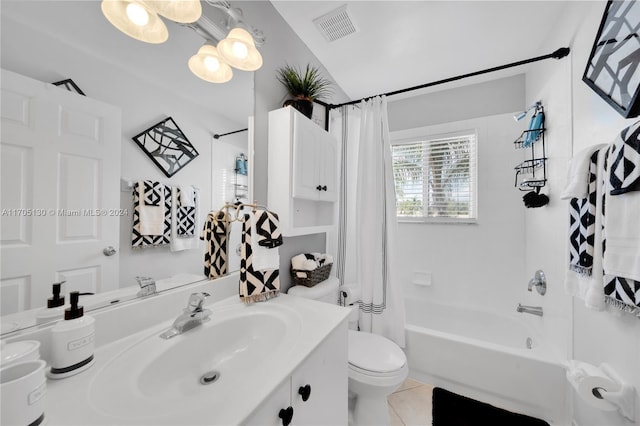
{"left": 291, "top": 110, "right": 321, "bottom": 201}
{"left": 0, "top": 69, "right": 121, "bottom": 312}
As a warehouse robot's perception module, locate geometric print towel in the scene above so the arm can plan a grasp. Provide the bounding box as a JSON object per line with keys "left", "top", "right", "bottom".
{"left": 132, "top": 181, "right": 171, "bottom": 248}
{"left": 602, "top": 147, "right": 640, "bottom": 314}
{"left": 255, "top": 209, "right": 283, "bottom": 248}
{"left": 239, "top": 213, "right": 280, "bottom": 304}
{"left": 609, "top": 120, "right": 640, "bottom": 195}
{"left": 568, "top": 150, "right": 599, "bottom": 276}
{"left": 201, "top": 211, "right": 229, "bottom": 279}
{"left": 176, "top": 186, "right": 196, "bottom": 237}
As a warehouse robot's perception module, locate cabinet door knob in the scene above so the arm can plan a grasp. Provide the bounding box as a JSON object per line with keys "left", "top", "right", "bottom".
{"left": 278, "top": 406, "right": 294, "bottom": 426}
{"left": 316, "top": 185, "right": 322, "bottom": 191}
{"left": 298, "top": 384, "right": 312, "bottom": 401}
{"left": 321, "top": 185, "right": 327, "bottom": 191}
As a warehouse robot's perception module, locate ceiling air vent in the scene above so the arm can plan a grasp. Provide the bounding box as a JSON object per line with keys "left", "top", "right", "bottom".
{"left": 313, "top": 5, "right": 357, "bottom": 42}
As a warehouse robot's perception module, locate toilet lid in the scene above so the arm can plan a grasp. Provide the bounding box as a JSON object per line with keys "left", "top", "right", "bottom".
{"left": 348, "top": 330, "right": 406, "bottom": 373}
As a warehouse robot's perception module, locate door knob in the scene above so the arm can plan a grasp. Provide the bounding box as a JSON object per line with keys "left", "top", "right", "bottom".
{"left": 103, "top": 246, "right": 117, "bottom": 256}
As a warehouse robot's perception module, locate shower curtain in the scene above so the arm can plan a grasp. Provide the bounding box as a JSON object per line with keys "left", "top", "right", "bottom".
{"left": 331, "top": 96, "right": 405, "bottom": 347}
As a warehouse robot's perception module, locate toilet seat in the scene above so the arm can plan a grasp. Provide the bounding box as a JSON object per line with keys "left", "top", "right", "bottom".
{"left": 347, "top": 330, "right": 406, "bottom": 375}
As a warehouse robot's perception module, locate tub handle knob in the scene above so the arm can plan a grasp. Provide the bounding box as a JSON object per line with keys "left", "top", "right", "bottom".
{"left": 527, "top": 269, "right": 546, "bottom": 295}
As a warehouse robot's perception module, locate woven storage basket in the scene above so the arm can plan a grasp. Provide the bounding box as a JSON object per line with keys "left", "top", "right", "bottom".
{"left": 291, "top": 263, "right": 333, "bottom": 287}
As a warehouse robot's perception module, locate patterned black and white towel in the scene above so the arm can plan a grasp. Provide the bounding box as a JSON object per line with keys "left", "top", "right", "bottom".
{"left": 568, "top": 151, "right": 599, "bottom": 276}
{"left": 176, "top": 186, "right": 196, "bottom": 237}
{"left": 201, "top": 211, "right": 229, "bottom": 279}
{"left": 602, "top": 147, "right": 640, "bottom": 315}
{"left": 132, "top": 181, "right": 171, "bottom": 249}
{"left": 143, "top": 180, "right": 162, "bottom": 206}
{"left": 239, "top": 213, "right": 280, "bottom": 304}
{"left": 255, "top": 209, "right": 283, "bottom": 248}
{"left": 609, "top": 120, "right": 640, "bottom": 195}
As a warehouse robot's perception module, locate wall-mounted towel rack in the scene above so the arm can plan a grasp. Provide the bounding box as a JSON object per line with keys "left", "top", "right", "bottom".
{"left": 120, "top": 178, "right": 200, "bottom": 192}
{"left": 211, "top": 201, "right": 268, "bottom": 226}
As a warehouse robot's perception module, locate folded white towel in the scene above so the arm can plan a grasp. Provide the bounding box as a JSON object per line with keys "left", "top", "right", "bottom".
{"left": 170, "top": 186, "right": 202, "bottom": 252}
{"left": 138, "top": 180, "right": 164, "bottom": 236}
{"left": 564, "top": 148, "right": 607, "bottom": 311}
{"left": 291, "top": 254, "right": 317, "bottom": 271}
{"left": 603, "top": 159, "right": 640, "bottom": 282}
{"left": 250, "top": 211, "right": 280, "bottom": 271}
{"left": 179, "top": 185, "right": 196, "bottom": 207}
{"left": 560, "top": 144, "right": 608, "bottom": 200}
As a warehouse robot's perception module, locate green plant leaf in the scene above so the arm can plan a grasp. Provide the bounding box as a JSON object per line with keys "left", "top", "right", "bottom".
{"left": 276, "top": 63, "right": 333, "bottom": 101}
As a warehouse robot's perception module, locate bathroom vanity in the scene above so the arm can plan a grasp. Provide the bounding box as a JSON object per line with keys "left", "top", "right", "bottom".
{"left": 2, "top": 274, "right": 350, "bottom": 425}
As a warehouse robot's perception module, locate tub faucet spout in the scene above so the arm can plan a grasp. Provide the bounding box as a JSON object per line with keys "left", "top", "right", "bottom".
{"left": 517, "top": 303, "right": 543, "bottom": 317}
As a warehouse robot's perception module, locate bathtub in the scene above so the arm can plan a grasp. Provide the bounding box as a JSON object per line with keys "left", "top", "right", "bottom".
{"left": 403, "top": 298, "right": 568, "bottom": 424}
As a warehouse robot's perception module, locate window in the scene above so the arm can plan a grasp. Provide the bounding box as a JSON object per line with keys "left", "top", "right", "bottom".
{"left": 391, "top": 131, "right": 477, "bottom": 222}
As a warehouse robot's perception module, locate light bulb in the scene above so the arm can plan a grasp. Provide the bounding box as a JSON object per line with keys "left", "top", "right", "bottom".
{"left": 204, "top": 56, "right": 220, "bottom": 72}
{"left": 126, "top": 2, "right": 149, "bottom": 26}
{"left": 231, "top": 41, "right": 248, "bottom": 59}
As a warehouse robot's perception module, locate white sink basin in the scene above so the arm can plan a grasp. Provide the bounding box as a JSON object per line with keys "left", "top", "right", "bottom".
{"left": 88, "top": 300, "right": 302, "bottom": 421}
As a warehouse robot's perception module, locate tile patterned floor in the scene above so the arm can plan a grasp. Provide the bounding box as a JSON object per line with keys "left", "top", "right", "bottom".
{"left": 387, "top": 378, "right": 434, "bottom": 426}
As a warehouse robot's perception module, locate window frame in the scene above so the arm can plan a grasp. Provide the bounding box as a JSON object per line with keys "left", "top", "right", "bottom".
{"left": 391, "top": 128, "right": 478, "bottom": 224}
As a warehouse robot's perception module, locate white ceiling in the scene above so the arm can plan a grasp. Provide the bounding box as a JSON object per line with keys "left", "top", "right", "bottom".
{"left": 271, "top": 1, "right": 572, "bottom": 102}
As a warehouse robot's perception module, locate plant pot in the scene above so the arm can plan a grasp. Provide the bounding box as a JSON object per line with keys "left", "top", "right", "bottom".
{"left": 283, "top": 98, "right": 313, "bottom": 119}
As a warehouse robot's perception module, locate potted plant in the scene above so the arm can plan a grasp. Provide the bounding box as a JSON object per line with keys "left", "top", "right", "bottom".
{"left": 276, "top": 63, "right": 333, "bottom": 119}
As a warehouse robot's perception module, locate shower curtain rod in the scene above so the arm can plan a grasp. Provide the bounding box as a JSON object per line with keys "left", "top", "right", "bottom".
{"left": 213, "top": 128, "right": 248, "bottom": 139}
{"left": 324, "top": 46, "right": 570, "bottom": 110}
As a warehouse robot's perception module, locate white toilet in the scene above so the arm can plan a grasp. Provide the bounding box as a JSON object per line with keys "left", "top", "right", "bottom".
{"left": 288, "top": 278, "right": 408, "bottom": 426}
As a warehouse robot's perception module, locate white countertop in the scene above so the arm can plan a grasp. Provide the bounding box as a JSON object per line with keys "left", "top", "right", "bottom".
{"left": 41, "top": 292, "right": 350, "bottom": 425}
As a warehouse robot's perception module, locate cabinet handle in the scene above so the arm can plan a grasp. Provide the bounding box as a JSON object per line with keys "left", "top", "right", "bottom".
{"left": 321, "top": 185, "right": 327, "bottom": 191}
{"left": 316, "top": 185, "right": 322, "bottom": 191}
{"left": 298, "top": 384, "right": 312, "bottom": 402}
{"left": 278, "top": 406, "right": 294, "bottom": 426}
{"left": 316, "top": 185, "right": 327, "bottom": 191}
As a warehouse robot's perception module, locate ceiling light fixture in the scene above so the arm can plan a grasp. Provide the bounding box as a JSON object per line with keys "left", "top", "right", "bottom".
{"left": 101, "top": 0, "right": 264, "bottom": 83}
{"left": 217, "top": 27, "right": 263, "bottom": 71}
{"left": 149, "top": 0, "right": 202, "bottom": 24}
{"left": 188, "top": 44, "right": 233, "bottom": 83}
{"left": 101, "top": 0, "right": 169, "bottom": 44}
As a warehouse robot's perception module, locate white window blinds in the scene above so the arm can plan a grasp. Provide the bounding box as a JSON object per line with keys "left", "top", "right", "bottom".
{"left": 391, "top": 133, "right": 477, "bottom": 222}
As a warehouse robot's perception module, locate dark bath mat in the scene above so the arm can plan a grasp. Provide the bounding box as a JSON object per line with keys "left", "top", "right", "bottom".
{"left": 432, "top": 387, "right": 550, "bottom": 426}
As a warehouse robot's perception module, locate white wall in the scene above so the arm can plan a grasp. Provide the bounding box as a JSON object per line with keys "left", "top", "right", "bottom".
{"left": 388, "top": 76, "right": 528, "bottom": 315}
{"left": 0, "top": 13, "right": 246, "bottom": 292}
{"left": 526, "top": 2, "right": 640, "bottom": 425}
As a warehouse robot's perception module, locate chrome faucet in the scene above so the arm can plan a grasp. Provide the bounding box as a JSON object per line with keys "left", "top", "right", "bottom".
{"left": 136, "top": 276, "right": 156, "bottom": 297}
{"left": 160, "top": 292, "right": 211, "bottom": 339}
{"left": 517, "top": 303, "right": 543, "bottom": 317}
{"left": 527, "top": 270, "right": 547, "bottom": 295}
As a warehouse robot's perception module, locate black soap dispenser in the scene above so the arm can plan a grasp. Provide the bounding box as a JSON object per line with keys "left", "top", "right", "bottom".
{"left": 48, "top": 291, "right": 95, "bottom": 379}
{"left": 35, "top": 281, "right": 67, "bottom": 324}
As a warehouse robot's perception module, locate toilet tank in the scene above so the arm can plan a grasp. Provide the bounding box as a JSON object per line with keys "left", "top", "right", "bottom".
{"left": 287, "top": 277, "right": 340, "bottom": 304}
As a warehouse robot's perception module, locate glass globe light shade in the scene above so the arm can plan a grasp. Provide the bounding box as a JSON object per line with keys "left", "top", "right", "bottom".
{"left": 188, "top": 45, "right": 233, "bottom": 83}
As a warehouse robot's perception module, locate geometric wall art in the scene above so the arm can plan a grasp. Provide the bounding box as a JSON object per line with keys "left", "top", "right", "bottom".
{"left": 131, "top": 117, "right": 199, "bottom": 178}
{"left": 583, "top": 0, "right": 640, "bottom": 118}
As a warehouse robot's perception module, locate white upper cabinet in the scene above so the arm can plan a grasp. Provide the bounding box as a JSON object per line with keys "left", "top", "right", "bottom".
{"left": 291, "top": 111, "right": 337, "bottom": 202}
{"left": 268, "top": 107, "right": 338, "bottom": 236}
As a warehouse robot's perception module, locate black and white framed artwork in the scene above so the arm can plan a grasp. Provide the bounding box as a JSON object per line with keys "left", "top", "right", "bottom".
{"left": 583, "top": 0, "right": 640, "bottom": 118}
{"left": 132, "top": 117, "right": 199, "bottom": 178}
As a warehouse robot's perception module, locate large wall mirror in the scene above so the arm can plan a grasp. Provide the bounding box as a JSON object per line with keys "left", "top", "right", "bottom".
{"left": 0, "top": 1, "right": 254, "bottom": 333}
